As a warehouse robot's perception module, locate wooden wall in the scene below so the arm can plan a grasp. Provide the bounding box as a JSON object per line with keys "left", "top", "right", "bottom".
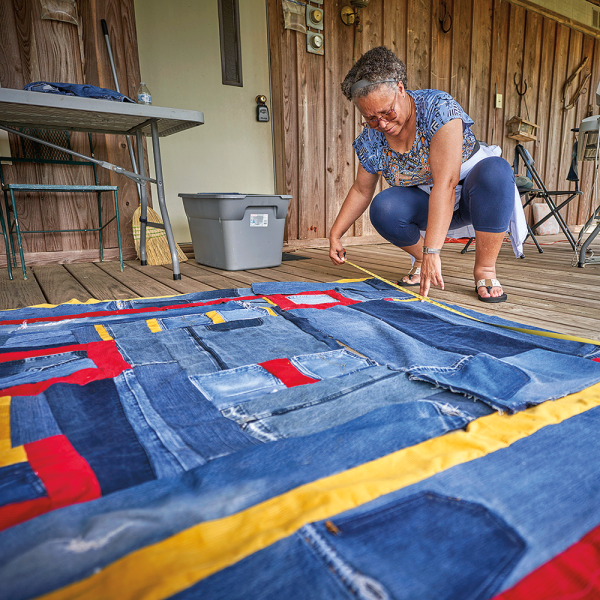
{"left": 268, "top": 0, "right": 600, "bottom": 246}
{"left": 0, "top": 0, "right": 145, "bottom": 264}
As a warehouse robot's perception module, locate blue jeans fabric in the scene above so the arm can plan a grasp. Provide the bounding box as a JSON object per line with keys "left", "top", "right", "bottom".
{"left": 10, "top": 395, "right": 62, "bottom": 446}
{"left": 352, "top": 299, "right": 600, "bottom": 359}
{"left": 0, "top": 402, "right": 470, "bottom": 600}
{"left": 0, "top": 463, "right": 46, "bottom": 507}
{"left": 179, "top": 495, "right": 525, "bottom": 600}
{"left": 218, "top": 367, "right": 447, "bottom": 441}
{"left": 190, "top": 349, "right": 375, "bottom": 409}
{"left": 291, "top": 304, "right": 600, "bottom": 411}
{"left": 20, "top": 379, "right": 157, "bottom": 495}
{"left": 24, "top": 81, "right": 136, "bottom": 103}
{"left": 369, "top": 156, "right": 515, "bottom": 247}
{"left": 0, "top": 351, "right": 95, "bottom": 389}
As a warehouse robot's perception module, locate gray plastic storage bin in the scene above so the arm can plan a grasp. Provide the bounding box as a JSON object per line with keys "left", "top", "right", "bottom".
{"left": 179, "top": 193, "right": 291, "bottom": 271}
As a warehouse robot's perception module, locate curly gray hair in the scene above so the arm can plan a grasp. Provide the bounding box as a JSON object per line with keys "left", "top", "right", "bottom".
{"left": 341, "top": 46, "right": 408, "bottom": 101}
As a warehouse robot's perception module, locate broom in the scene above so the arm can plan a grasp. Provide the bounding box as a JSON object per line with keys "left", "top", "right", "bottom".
{"left": 132, "top": 206, "right": 188, "bottom": 265}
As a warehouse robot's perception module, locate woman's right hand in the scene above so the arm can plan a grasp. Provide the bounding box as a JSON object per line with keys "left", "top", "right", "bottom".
{"left": 329, "top": 238, "right": 346, "bottom": 265}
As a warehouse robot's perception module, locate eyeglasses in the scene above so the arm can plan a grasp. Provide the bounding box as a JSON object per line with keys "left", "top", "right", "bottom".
{"left": 361, "top": 91, "right": 398, "bottom": 128}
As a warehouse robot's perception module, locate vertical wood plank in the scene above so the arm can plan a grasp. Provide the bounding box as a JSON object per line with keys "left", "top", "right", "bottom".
{"left": 520, "top": 11, "right": 542, "bottom": 160}
{"left": 486, "top": 0, "right": 509, "bottom": 148}
{"left": 569, "top": 34, "right": 594, "bottom": 225}
{"left": 407, "top": 0, "right": 431, "bottom": 91}
{"left": 383, "top": 0, "right": 408, "bottom": 63}
{"left": 534, "top": 17, "right": 557, "bottom": 191}
{"left": 324, "top": 0, "right": 355, "bottom": 238}
{"left": 430, "top": 0, "right": 452, "bottom": 94}
{"left": 469, "top": 0, "right": 493, "bottom": 141}
{"left": 578, "top": 36, "right": 600, "bottom": 226}
{"left": 450, "top": 0, "right": 472, "bottom": 113}
{"left": 501, "top": 3, "right": 526, "bottom": 165}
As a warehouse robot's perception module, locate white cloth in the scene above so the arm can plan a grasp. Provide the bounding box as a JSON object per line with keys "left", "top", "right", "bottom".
{"left": 416, "top": 144, "right": 527, "bottom": 257}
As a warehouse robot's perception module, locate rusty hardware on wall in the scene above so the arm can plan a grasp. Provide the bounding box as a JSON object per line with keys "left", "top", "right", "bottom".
{"left": 562, "top": 57, "right": 591, "bottom": 111}
{"left": 439, "top": 1, "right": 452, "bottom": 33}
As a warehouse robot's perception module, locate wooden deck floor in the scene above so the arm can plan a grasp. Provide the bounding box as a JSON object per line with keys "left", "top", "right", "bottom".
{"left": 0, "top": 233, "right": 599, "bottom": 341}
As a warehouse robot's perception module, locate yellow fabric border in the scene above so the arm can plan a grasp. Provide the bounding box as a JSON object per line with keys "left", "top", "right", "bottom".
{"left": 93, "top": 325, "right": 113, "bottom": 341}
{"left": 261, "top": 306, "right": 278, "bottom": 317}
{"left": 0, "top": 396, "right": 27, "bottom": 467}
{"left": 145, "top": 319, "right": 163, "bottom": 333}
{"left": 41, "top": 382, "right": 600, "bottom": 600}
{"left": 335, "top": 278, "right": 367, "bottom": 283}
{"left": 205, "top": 311, "right": 225, "bottom": 325}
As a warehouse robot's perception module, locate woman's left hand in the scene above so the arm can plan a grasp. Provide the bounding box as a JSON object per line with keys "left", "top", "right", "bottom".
{"left": 419, "top": 254, "right": 444, "bottom": 298}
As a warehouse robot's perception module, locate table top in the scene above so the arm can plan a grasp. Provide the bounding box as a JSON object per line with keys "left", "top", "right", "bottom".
{"left": 0, "top": 88, "right": 204, "bottom": 137}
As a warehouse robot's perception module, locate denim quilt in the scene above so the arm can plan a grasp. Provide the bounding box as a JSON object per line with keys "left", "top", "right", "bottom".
{"left": 1, "top": 279, "right": 600, "bottom": 600}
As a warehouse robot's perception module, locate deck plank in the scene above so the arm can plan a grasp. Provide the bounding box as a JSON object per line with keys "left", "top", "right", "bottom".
{"left": 63, "top": 263, "right": 138, "bottom": 301}
{"left": 95, "top": 261, "right": 180, "bottom": 298}
{"left": 0, "top": 267, "right": 47, "bottom": 308}
{"left": 124, "top": 262, "right": 218, "bottom": 294}
{"left": 33, "top": 265, "right": 93, "bottom": 305}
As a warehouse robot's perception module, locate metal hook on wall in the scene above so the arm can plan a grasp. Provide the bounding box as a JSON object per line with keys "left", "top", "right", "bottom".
{"left": 439, "top": 1, "right": 452, "bottom": 33}
{"left": 514, "top": 72, "right": 527, "bottom": 96}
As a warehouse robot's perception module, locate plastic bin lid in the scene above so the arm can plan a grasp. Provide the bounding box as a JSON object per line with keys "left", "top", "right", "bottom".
{"left": 178, "top": 193, "right": 292, "bottom": 199}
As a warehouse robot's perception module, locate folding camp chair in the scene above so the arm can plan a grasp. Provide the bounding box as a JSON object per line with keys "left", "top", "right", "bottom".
{"left": 0, "top": 129, "right": 123, "bottom": 279}
{"left": 514, "top": 143, "right": 581, "bottom": 252}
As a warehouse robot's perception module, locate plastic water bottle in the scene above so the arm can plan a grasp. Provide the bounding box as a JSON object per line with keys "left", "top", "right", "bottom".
{"left": 137, "top": 82, "right": 152, "bottom": 105}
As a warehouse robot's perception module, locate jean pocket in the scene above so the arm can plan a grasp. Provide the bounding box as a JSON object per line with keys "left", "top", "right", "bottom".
{"left": 409, "top": 353, "right": 530, "bottom": 411}
{"left": 189, "top": 364, "right": 286, "bottom": 410}
{"left": 314, "top": 491, "right": 526, "bottom": 600}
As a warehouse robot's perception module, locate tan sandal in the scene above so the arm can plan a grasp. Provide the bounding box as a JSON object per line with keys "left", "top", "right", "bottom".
{"left": 398, "top": 266, "right": 421, "bottom": 287}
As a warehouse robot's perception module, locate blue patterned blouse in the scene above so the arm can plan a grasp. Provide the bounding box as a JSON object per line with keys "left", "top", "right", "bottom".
{"left": 352, "top": 89, "right": 476, "bottom": 187}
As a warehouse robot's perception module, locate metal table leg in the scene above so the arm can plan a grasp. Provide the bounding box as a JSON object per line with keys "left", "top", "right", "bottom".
{"left": 150, "top": 121, "right": 181, "bottom": 280}
{"left": 135, "top": 129, "right": 148, "bottom": 266}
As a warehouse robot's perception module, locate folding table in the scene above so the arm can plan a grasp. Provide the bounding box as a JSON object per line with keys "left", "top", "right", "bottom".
{"left": 0, "top": 87, "right": 204, "bottom": 279}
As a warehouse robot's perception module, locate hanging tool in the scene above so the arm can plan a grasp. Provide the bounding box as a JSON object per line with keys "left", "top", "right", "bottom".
{"left": 514, "top": 72, "right": 530, "bottom": 120}
{"left": 562, "top": 57, "right": 589, "bottom": 109}
{"left": 101, "top": 19, "right": 142, "bottom": 201}
{"left": 439, "top": 1, "right": 452, "bottom": 33}
{"left": 564, "top": 71, "right": 591, "bottom": 111}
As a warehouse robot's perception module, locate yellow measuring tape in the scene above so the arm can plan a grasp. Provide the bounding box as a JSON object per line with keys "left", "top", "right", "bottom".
{"left": 344, "top": 260, "right": 600, "bottom": 346}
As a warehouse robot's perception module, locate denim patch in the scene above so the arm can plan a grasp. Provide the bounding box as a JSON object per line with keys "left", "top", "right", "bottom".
{"left": 310, "top": 491, "right": 526, "bottom": 600}
{"left": 189, "top": 365, "right": 286, "bottom": 410}
{"left": 221, "top": 367, "right": 446, "bottom": 442}
{"left": 0, "top": 351, "right": 95, "bottom": 389}
{"left": 42, "top": 379, "right": 156, "bottom": 495}
{"left": 134, "top": 363, "right": 261, "bottom": 462}
{"left": 0, "top": 462, "right": 46, "bottom": 507}
{"left": 10, "top": 395, "right": 62, "bottom": 446}
{"left": 290, "top": 349, "right": 376, "bottom": 380}
{"left": 409, "top": 354, "right": 529, "bottom": 406}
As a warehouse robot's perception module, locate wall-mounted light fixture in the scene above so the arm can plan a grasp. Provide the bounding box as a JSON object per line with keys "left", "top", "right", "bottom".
{"left": 341, "top": 0, "right": 370, "bottom": 33}
{"left": 340, "top": 0, "right": 371, "bottom": 63}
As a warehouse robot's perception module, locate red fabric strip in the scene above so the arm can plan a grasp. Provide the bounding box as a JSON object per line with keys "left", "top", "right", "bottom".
{"left": 0, "top": 340, "right": 131, "bottom": 397}
{"left": 0, "top": 295, "right": 262, "bottom": 326}
{"left": 0, "top": 434, "right": 101, "bottom": 531}
{"left": 493, "top": 523, "right": 600, "bottom": 600}
{"left": 266, "top": 290, "right": 360, "bottom": 311}
{"left": 260, "top": 358, "right": 319, "bottom": 387}
{"left": 594, "top": 358, "right": 600, "bottom": 363}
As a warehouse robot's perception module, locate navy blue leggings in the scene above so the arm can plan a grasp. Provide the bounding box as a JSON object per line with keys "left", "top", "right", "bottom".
{"left": 369, "top": 156, "right": 514, "bottom": 247}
